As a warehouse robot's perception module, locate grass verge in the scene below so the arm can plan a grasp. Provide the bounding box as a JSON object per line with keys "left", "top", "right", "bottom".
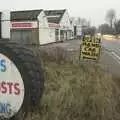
{"left": 26, "top": 47, "right": 120, "bottom": 120}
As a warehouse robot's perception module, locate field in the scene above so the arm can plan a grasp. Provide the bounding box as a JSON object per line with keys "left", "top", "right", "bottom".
{"left": 26, "top": 46, "right": 120, "bottom": 120}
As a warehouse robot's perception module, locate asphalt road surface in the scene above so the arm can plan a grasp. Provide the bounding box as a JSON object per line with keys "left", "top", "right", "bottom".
{"left": 102, "top": 40, "right": 120, "bottom": 63}
{"left": 102, "top": 39, "right": 120, "bottom": 76}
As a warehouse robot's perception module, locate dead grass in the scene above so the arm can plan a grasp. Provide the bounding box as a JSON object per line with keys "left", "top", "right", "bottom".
{"left": 26, "top": 47, "right": 120, "bottom": 120}
{"left": 39, "top": 46, "right": 72, "bottom": 64}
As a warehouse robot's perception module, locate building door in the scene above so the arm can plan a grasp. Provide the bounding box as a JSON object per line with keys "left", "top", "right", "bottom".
{"left": 11, "top": 29, "right": 39, "bottom": 44}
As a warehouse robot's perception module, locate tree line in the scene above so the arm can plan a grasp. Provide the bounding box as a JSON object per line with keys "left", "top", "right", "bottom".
{"left": 73, "top": 8, "right": 120, "bottom": 36}
{"left": 98, "top": 8, "right": 120, "bottom": 35}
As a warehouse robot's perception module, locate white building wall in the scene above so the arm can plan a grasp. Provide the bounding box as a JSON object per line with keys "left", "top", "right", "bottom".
{"left": 38, "top": 11, "right": 48, "bottom": 27}
{"left": 49, "top": 28, "right": 55, "bottom": 43}
{"left": 60, "top": 10, "right": 71, "bottom": 29}
{"left": 59, "top": 10, "right": 73, "bottom": 40}
{"left": 1, "top": 10, "right": 10, "bottom": 39}
{"left": 38, "top": 11, "right": 55, "bottom": 45}
{"left": 76, "top": 25, "right": 82, "bottom": 36}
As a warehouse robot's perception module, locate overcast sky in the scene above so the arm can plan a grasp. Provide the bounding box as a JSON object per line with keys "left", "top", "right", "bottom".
{"left": 1, "top": 0, "right": 120, "bottom": 26}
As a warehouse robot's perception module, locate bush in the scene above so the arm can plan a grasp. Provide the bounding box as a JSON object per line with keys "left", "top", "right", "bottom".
{"left": 40, "top": 46, "right": 76, "bottom": 64}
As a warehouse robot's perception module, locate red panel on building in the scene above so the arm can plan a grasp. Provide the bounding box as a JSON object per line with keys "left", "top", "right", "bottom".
{"left": 11, "top": 22, "right": 38, "bottom": 29}
{"left": 48, "top": 23, "right": 60, "bottom": 28}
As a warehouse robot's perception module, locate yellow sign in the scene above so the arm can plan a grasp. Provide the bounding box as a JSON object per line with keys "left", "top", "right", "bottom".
{"left": 82, "top": 36, "right": 101, "bottom": 43}
{"left": 80, "top": 36, "right": 101, "bottom": 60}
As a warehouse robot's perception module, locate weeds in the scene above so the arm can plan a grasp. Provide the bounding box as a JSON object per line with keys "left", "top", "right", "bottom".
{"left": 26, "top": 47, "right": 120, "bottom": 120}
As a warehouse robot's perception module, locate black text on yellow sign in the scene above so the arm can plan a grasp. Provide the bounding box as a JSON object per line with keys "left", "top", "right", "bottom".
{"left": 83, "top": 37, "right": 101, "bottom": 43}
{"left": 80, "top": 41, "right": 101, "bottom": 60}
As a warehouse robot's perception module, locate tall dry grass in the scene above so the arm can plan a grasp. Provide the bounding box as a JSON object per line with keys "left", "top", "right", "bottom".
{"left": 26, "top": 46, "right": 120, "bottom": 120}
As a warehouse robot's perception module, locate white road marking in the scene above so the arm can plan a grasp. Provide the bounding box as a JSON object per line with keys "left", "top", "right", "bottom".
{"left": 111, "top": 51, "right": 120, "bottom": 64}
{"left": 117, "top": 48, "right": 120, "bottom": 53}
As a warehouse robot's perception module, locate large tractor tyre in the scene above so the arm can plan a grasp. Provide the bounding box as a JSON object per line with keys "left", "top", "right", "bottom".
{"left": 0, "top": 42, "right": 44, "bottom": 120}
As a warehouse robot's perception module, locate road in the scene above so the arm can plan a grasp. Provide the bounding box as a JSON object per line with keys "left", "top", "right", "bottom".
{"left": 102, "top": 39, "right": 120, "bottom": 76}
{"left": 102, "top": 40, "right": 120, "bottom": 63}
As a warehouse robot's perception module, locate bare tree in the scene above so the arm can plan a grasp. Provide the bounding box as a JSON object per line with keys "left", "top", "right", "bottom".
{"left": 114, "top": 19, "right": 120, "bottom": 34}
{"left": 98, "top": 23, "right": 114, "bottom": 34}
{"left": 105, "top": 9, "right": 116, "bottom": 28}
{"left": 80, "top": 18, "right": 88, "bottom": 26}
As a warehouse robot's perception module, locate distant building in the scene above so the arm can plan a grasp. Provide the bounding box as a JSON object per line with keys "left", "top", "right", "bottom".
{"left": 69, "top": 17, "right": 82, "bottom": 38}
{"left": 45, "top": 9, "right": 73, "bottom": 42}
{"left": 70, "top": 17, "right": 90, "bottom": 39}
{"left": 10, "top": 9, "right": 54, "bottom": 45}
{"left": 0, "top": 9, "right": 76, "bottom": 43}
